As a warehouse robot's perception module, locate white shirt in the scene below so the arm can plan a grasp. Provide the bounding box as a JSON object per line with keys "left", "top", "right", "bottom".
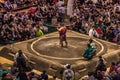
{"left": 89, "top": 28, "right": 94, "bottom": 39}
{"left": 89, "top": 28, "right": 99, "bottom": 38}
{"left": 63, "top": 69, "right": 74, "bottom": 80}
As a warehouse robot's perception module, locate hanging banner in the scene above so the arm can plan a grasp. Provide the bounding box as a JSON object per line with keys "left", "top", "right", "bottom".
{"left": 67, "top": 0, "right": 75, "bottom": 16}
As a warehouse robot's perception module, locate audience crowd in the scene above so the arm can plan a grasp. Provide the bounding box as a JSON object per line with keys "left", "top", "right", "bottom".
{"left": 71, "top": 0, "right": 120, "bottom": 44}
{"left": 1, "top": 52, "right": 120, "bottom": 80}
{"left": 0, "top": 50, "right": 75, "bottom": 80}
{"left": 0, "top": 0, "right": 119, "bottom": 45}
{"left": 0, "top": 0, "right": 67, "bottom": 45}
{"left": 0, "top": 0, "right": 120, "bottom": 80}
{"left": 0, "top": 0, "right": 58, "bottom": 11}
{"left": 0, "top": 50, "right": 56, "bottom": 80}
{"left": 82, "top": 56, "right": 120, "bottom": 80}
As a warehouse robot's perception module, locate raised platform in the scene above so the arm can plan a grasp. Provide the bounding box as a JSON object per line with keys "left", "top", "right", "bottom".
{"left": 0, "top": 31, "right": 120, "bottom": 79}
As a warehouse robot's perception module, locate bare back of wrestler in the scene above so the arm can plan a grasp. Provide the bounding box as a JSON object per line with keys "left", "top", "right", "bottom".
{"left": 57, "top": 25, "right": 68, "bottom": 47}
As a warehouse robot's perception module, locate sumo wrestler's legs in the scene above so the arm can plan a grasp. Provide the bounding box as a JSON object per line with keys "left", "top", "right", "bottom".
{"left": 60, "top": 36, "right": 63, "bottom": 47}
{"left": 64, "top": 37, "right": 68, "bottom": 47}
{"left": 59, "top": 35, "right": 68, "bottom": 47}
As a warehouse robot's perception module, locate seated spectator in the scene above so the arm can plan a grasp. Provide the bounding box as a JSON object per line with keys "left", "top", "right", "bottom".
{"left": 89, "top": 27, "right": 99, "bottom": 39}
{"left": 112, "top": 67, "right": 120, "bottom": 80}
{"left": 96, "top": 56, "right": 107, "bottom": 67}
{"left": 55, "top": 0, "right": 64, "bottom": 8}
{"left": 1, "top": 73, "right": 13, "bottom": 80}
{"left": 38, "top": 21, "right": 48, "bottom": 32}
{"left": 82, "top": 72, "right": 96, "bottom": 80}
{"left": 62, "top": 64, "right": 74, "bottom": 80}
{"left": 109, "top": 62, "right": 117, "bottom": 73}
{"left": 95, "top": 27, "right": 103, "bottom": 39}
{"left": 38, "top": 70, "right": 48, "bottom": 80}
{"left": 100, "top": 71, "right": 111, "bottom": 80}
{"left": 4, "top": 0, "right": 13, "bottom": 10}
{"left": 46, "top": 13, "right": 52, "bottom": 24}
{"left": 36, "top": 28, "right": 44, "bottom": 37}
{"left": 28, "top": 72, "right": 38, "bottom": 80}
{"left": 95, "top": 59, "right": 106, "bottom": 72}
{"left": 72, "top": 18, "right": 82, "bottom": 32}
{"left": 94, "top": 70, "right": 104, "bottom": 80}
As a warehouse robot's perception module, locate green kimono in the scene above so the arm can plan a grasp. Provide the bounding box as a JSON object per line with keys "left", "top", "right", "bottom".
{"left": 83, "top": 47, "right": 94, "bottom": 59}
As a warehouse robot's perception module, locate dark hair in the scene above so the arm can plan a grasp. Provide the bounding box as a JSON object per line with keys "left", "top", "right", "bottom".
{"left": 43, "top": 70, "right": 46, "bottom": 74}
{"left": 89, "top": 39, "right": 93, "bottom": 43}
{"left": 18, "top": 50, "right": 22, "bottom": 56}
{"left": 99, "top": 58, "right": 103, "bottom": 62}
{"left": 18, "top": 50, "right": 22, "bottom": 53}
{"left": 87, "top": 44, "right": 91, "bottom": 47}
{"left": 2, "top": 73, "right": 7, "bottom": 78}
{"left": 99, "top": 56, "right": 102, "bottom": 59}
{"left": 66, "top": 64, "right": 71, "bottom": 69}
{"left": 111, "top": 62, "right": 116, "bottom": 65}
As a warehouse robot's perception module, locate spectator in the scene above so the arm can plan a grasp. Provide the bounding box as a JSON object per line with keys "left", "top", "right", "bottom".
{"left": 82, "top": 72, "right": 97, "bottom": 80}
{"left": 94, "top": 70, "right": 103, "bottom": 80}
{"left": 38, "top": 70, "right": 48, "bottom": 80}
{"left": 14, "top": 50, "right": 28, "bottom": 71}
{"left": 1, "top": 73, "right": 14, "bottom": 80}
{"left": 95, "top": 59, "right": 106, "bottom": 72}
{"left": 36, "top": 28, "right": 44, "bottom": 37}
{"left": 109, "top": 62, "right": 117, "bottom": 73}
{"left": 14, "top": 50, "right": 28, "bottom": 64}
{"left": 58, "top": 4, "right": 66, "bottom": 22}
{"left": 28, "top": 72, "right": 38, "bottom": 80}
{"left": 62, "top": 64, "right": 74, "bottom": 80}
{"left": 112, "top": 67, "right": 120, "bottom": 80}
{"left": 47, "top": 0, "right": 53, "bottom": 6}
{"left": 4, "top": 0, "right": 13, "bottom": 10}
{"left": 96, "top": 56, "right": 107, "bottom": 67}
{"left": 89, "top": 27, "right": 99, "bottom": 39}
{"left": 55, "top": 0, "right": 64, "bottom": 8}
{"left": 72, "top": 18, "right": 81, "bottom": 32}
{"left": 70, "top": 0, "right": 120, "bottom": 45}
